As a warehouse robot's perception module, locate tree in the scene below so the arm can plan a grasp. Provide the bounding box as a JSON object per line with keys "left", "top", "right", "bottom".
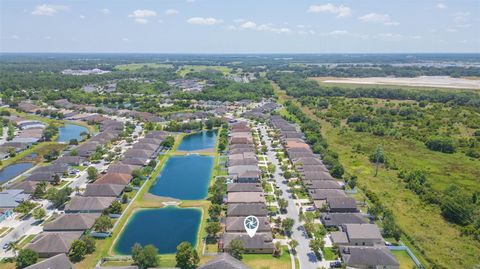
{"left": 227, "top": 239, "right": 245, "bottom": 260}
{"left": 288, "top": 239, "right": 299, "bottom": 254}
{"left": 382, "top": 212, "right": 402, "bottom": 242}
{"left": 7, "top": 241, "right": 19, "bottom": 257}
{"left": 132, "top": 244, "right": 159, "bottom": 269}
{"left": 278, "top": 198, "right": 288, "bottom": 212}
{"left": 273, "top": 241, "right": 282, "bottom": 257}
{"left": 81, "top": 235, "right": 96, "bottom": 254}
{"left": 370, "top": 145, "right": 385, "bottom": 177}
{"left": 281, "top": 218, "right": 295, "bottom": 235}
{"left": 205, "top": 222, "right": 221, "bottom": 238}
{"left": 69, "top": 138, "right": 79, "bottom": 145}
{"left": 93, "top": 215, "right": 113, "bottom": 233}
{"left": 161, "top": 136, "right": 175, "bottom": 148}
{"left": 69, "top": 239, "right": 87, "bottom": 262}
{"left": 42, "top": 124, "right": 58, "bottom": 141}
{"left": 46, "top": 187, "right": 72, "bottom": 208}
{"left": 33, "top": 182, "right": 47, "bottom": 199}
{"left": 109, "top": 200, "right": 123, "bottom": 214}
{"left": 87, "top": 166, "right": 98, "bottom": 181}
{"left": 32, "top": 207, "right": 46, "bottom": 220}
{"left": 309, "top": 238, "right": 324, "bottom": 257}
{"left": 208, "top": 204, "right": 222, "bottom": 221}
{"left": 122, "top": 193, "right": 129, "bottom": 204}
{"left": 16, "top": 249, "right": 38, "bottom": 269}
{"left": 175, "top": 242, "right": 199, "bottom": 269}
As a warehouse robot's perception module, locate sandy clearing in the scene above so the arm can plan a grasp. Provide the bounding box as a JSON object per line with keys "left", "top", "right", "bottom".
{"left": 316, "top": 76, "right": 480, "bottom": 90}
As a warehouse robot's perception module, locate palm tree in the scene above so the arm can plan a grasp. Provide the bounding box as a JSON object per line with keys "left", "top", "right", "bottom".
{"left": 7, "top": 241, "right": 18, "bottom": 257}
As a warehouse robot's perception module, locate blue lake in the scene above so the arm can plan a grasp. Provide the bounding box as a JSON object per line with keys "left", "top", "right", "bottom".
{"left": 0, "top": 162, "right": 34, "bottom": 184}
{"left": 57, "top": 124, "right": 89, "bottom": 143}
{"left": 149, "top": 155, "right": 213, "bottom": 200}
{"left": 178, "top": 130, "right": 217, "bottom": 151}
{"left": 115, "top": 207, "right": 201, "bottom": 254}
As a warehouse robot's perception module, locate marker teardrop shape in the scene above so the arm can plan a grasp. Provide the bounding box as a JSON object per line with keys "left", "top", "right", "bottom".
{"left": 244, "top": 215, "right": 259, "bottom": 238}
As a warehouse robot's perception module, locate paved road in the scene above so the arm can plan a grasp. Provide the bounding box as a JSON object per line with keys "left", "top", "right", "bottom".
{"left": 259, "top": 124, "right": 322, "bottom": 269}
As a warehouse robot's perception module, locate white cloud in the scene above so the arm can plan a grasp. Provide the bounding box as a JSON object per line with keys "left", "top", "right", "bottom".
{"left": 326, "top": 30, "right": 349, "bottom": 36}
{"left": 6, "top": 35, "right": 20, "bottom": 40}
{"left": 453, "top": 12, "right": 470, "bottom": 23}
{"left": 359, "top": 13, "right": 399, "bottom": 26}
{"left": 238, "top": 21, "right": 292, "bottom": 34}
{"left": 122, "top": 37, "right": 129, "bottom": 42}
{"left": 165, "top": 9, "right": 179, "bottom": 15}
{"left": 79, "top": 15, "right": 85, "bottom": 19}
{"left": 186, "top": 0, "right": 195, "bottom": 2}
{"left": 187, "top": 17, "right": 223, "bottom": 25}
{"left": 436, "top": 3, "right": 447, "bottom": 9}
{"left": 31, "top": 4, "right": 69, "bottom": 16}
{"left": 233, "top": 18, "right": 245, "bottom": 23}
{"left": 307, "top": 3, "right": 351, "bottom": 18}
{"left": 129, "top": 9, "right": 157, "bottom": 24}
{"left": 43, "top": 36, "right": 52, "bottom": 40}
{"left": 100, "top": 8, "right": 110, "bottom": 14}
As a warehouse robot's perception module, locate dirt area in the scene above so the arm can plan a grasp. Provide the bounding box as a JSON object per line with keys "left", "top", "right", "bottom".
{"left": 313, "top": 76, "right": 480, "bottom": 90}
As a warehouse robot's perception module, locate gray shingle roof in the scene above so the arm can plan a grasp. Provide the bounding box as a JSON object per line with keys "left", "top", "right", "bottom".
{"left": 320, "top": 213, "right": 367, "bottom": 227}
{"left": 227, "top": 183, "right": 262, "bottom": 193}
{"left": 340, "top": 246, "right": 400, "bottom": 267}
{"left": 198, "top": 253, "right": 251, "bottom": 269}
{"left": 344, "top": 224, "right": 383, "bottom": 241}
{"left": 84, "top": 184, "right": 125, "bottom": 197}
{"left": 65, "top": 196, "right": 115, "bottom": 212}
{"left": 43, "top": 213, "right": 100, "bottom": 231}
{"left": 24, "top": 253, "right": 74, "bottom": 269}
{"left": 225, "top": 217, "right": 271, "bottom": 232}
{"left": 223, "top": 232, "right": 274, "bottom": 250}
{"left": 26, "top": 232, "right": 83, "bottom": 257}
{"left": 227, "top": 203, "right": 268, "bottom": 217}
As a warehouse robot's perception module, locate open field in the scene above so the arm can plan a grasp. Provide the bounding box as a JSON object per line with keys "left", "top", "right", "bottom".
{"left": 273, "top": 82, "right": 480, "bottom": 269}
{"left": 114, "top": 63, "right": 173, "bottom": 71}
{"left": 177, "top": 65, "right": 232, "bottom": 77}
{"left": 310, "top": 76, "right": 480, "bottom": 90}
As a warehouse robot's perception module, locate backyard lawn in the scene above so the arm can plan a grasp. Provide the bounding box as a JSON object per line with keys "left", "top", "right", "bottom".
{"left": 243, "top": 246, "right": 292, "bottom": 269}
{"left": 392, "top": 250, "right": 417, "bottom": 269}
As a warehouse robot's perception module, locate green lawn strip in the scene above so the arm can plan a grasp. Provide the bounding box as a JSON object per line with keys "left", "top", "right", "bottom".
{"left": 273, "top": 82, "right": 480, "bottom": 269}
{"left": 391, "top": 250, "right": 418, "bottom": 269}
{"left": 177, "top": 65, "right": 232, "bottom": 77}
{"left": 17, "top": 234, "right": 36, "bottom": 248}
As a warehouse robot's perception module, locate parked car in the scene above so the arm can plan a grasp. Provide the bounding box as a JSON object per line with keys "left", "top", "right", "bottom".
{"left": 330, "top": 261, "right": 342, "bottom": 268}
{"left": 305, "top": 207, "right": 316, "bottom": 212}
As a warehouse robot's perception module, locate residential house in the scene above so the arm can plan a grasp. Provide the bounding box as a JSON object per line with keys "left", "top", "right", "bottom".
{"left": 24, "top": 253, "right": 75, "bottom": 269}
{"left": 43, "top": 213, "right": 100, "bottom": 232}
{"left": 84, "top": 184, "right": 125, "bottom": 197}
{"left": 339, "top": 246, "right": 399, "bottom": 269}
{"left": 64, "top": 196, "right": 115, "bottom": 213}
{"left": 198, "top": 253, "right": 251, "bottom": 269}
{"left": 26, "top": 232, "right": 83, "bottom": 257}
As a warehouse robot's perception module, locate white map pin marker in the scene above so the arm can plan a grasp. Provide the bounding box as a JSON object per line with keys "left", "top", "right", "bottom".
{"left": 244, "top": 215, "right": 259, "bottom": 238}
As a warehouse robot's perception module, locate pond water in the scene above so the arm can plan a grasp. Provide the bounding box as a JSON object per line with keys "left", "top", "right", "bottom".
{"left": 178, "top": 130, "right": 217, "bottom": 151}
{"left": 57, "top": 124, "right": 89, "bottom": 143}
{"left": 0, "top": 162, "right": 34, "bottom": 184}
{"left": 149, "top": 155, "right": 213, "bottom": 200}
{"left": 114, "top": 206, "right": 201, "bottom": 254}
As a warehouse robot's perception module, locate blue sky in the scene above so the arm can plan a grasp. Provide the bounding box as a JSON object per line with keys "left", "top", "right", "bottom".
{"left": 1, "top": 0, "right": 479, "bottom": 53}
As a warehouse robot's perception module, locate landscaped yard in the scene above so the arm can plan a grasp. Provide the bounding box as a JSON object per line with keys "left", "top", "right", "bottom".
{"left": 177, "top": 65, "right": 232, "bottom": 77}
{"left": 243, "top": 246, "right": 292, "bottom": 269}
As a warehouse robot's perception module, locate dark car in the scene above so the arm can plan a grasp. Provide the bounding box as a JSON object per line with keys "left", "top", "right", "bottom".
{"left": 330, "top": 261, "right": 342, "bottom": 268}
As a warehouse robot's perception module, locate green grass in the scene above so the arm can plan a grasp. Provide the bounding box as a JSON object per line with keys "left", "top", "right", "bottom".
{"left": 392, "top": 250, "right": 418, "bottom": 269}
{"left": 322, "top": 247, "right": 338, "bottom": 261}
{"left": 274, "top": 84, "right": 480, "bottom": 269}
{"left": 243, "top": 246, "right": 292, "bottom": 269}
{"left": 114, "top": 63, "right": 173, "bottom": 71}
{"left": 177, "top": 65, "right": 232, "bottom": 77}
